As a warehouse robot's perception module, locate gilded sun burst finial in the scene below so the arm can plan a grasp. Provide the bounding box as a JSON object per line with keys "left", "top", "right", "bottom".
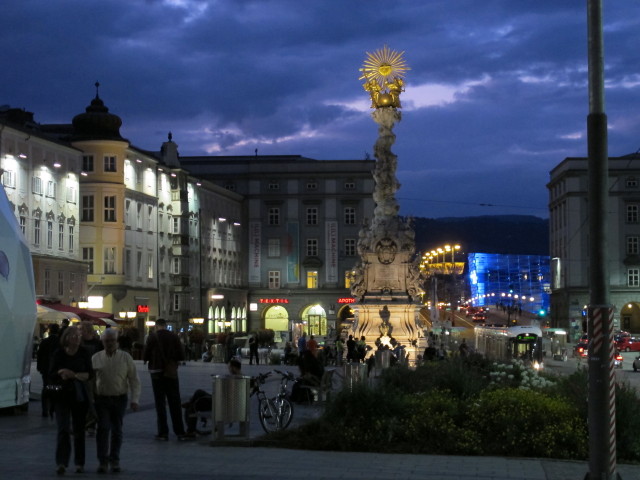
{"left": 359, "top": 45, "right": 409, "bottom": 109}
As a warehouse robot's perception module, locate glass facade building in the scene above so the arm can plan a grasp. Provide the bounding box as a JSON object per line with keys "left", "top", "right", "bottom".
{"left": 468, "top": 253, "right": 550, "bottom": 315}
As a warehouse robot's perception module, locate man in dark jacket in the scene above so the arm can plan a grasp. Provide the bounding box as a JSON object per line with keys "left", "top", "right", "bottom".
{"left": 37, "top": 323, "right": 60, "bottom": 417}
{"left": 143, "top": 318, "right": 187, "bottom": 441}
{"left": 248, "top": 335, "right": 259, "bottom": 365}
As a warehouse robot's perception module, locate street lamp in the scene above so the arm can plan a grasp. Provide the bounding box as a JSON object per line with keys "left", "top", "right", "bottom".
{"left": 118, "top": 310, "right": 136, "bottom": 321}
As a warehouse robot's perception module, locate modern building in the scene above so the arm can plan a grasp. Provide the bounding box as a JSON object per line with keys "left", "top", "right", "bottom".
{"left": 548, "top": 153, "right": 640, "bottom": 337}
{"left": 180, "top": 155, "right": 375, "bottom": 343}
{"left": 467, "top": 252, "right": 550, "bottom": 319}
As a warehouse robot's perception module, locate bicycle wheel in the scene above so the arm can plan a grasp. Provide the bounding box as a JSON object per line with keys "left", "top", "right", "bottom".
{"left": 274, "top": 396, "right": 293, "bottom": 430}
{"left": 258, "top": 398, "right": 278, "bottom": 433}
{"left": 258, "top": 397, "right": 293, "bottom": 433}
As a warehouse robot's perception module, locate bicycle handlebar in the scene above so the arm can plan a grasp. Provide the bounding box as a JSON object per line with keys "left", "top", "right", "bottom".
{"left": 252, "top": 370, "right": 294, "bottom": 387}
{"left": 273, "top": 369, "right": 295, "bottom": 381}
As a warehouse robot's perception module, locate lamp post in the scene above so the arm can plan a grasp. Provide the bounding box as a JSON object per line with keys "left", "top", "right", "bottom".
{"left": 118, "top": 310, "right": 136, "bottom": 322}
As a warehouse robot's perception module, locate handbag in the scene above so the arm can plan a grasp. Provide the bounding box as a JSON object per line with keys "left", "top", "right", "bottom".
{"left": 45, "top": 384, "right": 63, "bottom": 402}
{"left": 73, "top": 380, "right": 88, "bottom": 403}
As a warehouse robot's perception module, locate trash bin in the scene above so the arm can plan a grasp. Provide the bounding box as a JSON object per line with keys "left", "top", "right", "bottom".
{"left": 374, "top": 350, "right": 391, "bottom": 370}
{"left": 212, "top": 375, "right": 251, "bottom": 440}
{"left": 212, "top": 344, "right": 225, "bottom": 363}
{"left": 343, "top": 363, "right": 368, "bottom": 391}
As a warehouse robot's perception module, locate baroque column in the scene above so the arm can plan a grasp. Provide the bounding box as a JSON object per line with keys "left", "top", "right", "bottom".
{"left": 350, "top": 46, "right": 426, "bottom": 363}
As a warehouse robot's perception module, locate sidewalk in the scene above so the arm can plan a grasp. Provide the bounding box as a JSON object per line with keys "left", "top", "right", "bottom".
{"left": 1, "top": 359, "right": 639, "bottom": 479}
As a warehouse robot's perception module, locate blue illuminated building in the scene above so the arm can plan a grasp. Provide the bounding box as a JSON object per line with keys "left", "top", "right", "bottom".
{"left": 468, "top": 253, "right": 550, "bottom": 316}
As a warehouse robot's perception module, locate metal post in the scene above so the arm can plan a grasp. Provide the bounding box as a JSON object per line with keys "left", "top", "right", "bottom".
{"left": 585, "top": 1, "right": 618, "bottom": 478}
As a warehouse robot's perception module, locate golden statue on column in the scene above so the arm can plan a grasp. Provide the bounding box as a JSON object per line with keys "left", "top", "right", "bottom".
{"left": 359, "top": 45, "right": 409, "bottom": 109}
{"left": 350, "top": 46, "right": 426, "bottom": 364}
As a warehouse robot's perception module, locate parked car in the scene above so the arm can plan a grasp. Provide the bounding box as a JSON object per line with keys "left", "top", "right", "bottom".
{"left": 615, "top": 331, "right": 631, "bottom": 343}
{"left": 616, "top": 337, "right": 640, "bottom": 352}
{"left": 472, "top": 313, "right": 487, "bottom": 323}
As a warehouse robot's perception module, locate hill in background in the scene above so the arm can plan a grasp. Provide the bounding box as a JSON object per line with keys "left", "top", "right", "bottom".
{"left": 411, "top": 215, "right": 549, "bottom": 256}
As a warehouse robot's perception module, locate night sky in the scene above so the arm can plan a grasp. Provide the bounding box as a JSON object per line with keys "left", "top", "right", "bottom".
{"left": 3, "top": 1, "right": 640, "bottom": 218}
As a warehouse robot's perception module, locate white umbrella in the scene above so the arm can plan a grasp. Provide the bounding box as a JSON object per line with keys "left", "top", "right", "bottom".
{"left": 37, "top": 304, "right": 81, "bottom": 324}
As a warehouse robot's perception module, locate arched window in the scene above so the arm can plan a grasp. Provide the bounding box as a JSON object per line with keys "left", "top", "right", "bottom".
{"left": 265, "top": 305, "right": 289, "bottom": 332}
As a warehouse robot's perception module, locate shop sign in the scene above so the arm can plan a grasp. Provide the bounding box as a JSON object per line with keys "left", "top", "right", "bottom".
{"left": 259, "top": 298, "right": 289, "bottom": 304}
{"left": 137, "top": 305, "right": 150, "bottom": 313}
{"left": 337, "top": 297, "right": 355, "bottom": 304}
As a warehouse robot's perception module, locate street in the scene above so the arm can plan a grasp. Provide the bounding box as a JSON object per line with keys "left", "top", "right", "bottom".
{"left": 441, "top": 308, "right": 640, "bottom": 393}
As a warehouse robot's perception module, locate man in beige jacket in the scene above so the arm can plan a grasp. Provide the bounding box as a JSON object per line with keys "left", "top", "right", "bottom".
{"left": 92, "top": 328, "right": 140, "bottom": 474}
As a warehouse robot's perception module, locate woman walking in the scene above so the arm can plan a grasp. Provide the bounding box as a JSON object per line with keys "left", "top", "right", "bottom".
{"left": 49, "top": 325, "right": 93, "bottom": 475}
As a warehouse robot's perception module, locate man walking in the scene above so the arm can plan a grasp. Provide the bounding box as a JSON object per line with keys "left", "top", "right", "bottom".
{"left": 37, "top": 323, "right": 60, "bottom": 417}
{"left": 248, "top": 335, "right": 259, "bottom": 365}
{"left": 297, "top": 333, "right": 307, "bottom": 355}
{"left": 80, "top": 321, "right": 102, "bottom": 436}
{"left": 91, "top": 329, "right": 140, "bottom": 473}
{"left": 143, "top": 318, "right": 188, "bottom": 441}
{"left": 346, "top": 334, "right": 357, "bottom": 362}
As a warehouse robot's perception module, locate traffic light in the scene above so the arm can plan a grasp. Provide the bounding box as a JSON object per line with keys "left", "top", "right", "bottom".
{"left": 538, "top": 309, "right": 546, "bottom": 317}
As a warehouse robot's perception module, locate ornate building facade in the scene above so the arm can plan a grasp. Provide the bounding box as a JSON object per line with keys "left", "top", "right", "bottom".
{"left": 180, "top": 155, "right": 375, "bottom": 342}
{"left": 1, "top": 93, "right": 375, "bottom": 344}
{"left": 549, "top": 152, "right": 640, "bottom": 338}
{"left": 0, "top": 107, "right": 87, "bottom": 309}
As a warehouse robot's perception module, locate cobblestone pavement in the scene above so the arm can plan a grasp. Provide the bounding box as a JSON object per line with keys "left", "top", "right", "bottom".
{"left": 1, "top": 359, "right": 638, "bottom": 479}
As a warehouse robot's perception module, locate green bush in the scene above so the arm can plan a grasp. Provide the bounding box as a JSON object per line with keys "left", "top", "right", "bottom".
{"left": 268, "top": 359, "right": 640, "bottom": 461}
{"left": 402, "top": 390, "right": 482, "bottom": 455}
{"left": 379, "top": 354, "right": 492, "bottom": 399}
{"left": 615, "top": 381, "right": 640, "bottom": 462}
{"left": 545, "top": 367, "right": 588, "bottom": 417}
{"left": 468, "top": 388, "right": 587, "bottom": 459}
{"left": 270, "top": 383, "right": 410, "bottom": 452}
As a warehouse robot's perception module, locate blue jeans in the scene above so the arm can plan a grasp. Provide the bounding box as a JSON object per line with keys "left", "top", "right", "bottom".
{"left": 150, "top": 374, "right": 185, "bottom": 436}
{"left": 55, "top": 398, "right": 88, "bottom": 468}
{"left": 95, "top": 395, "right": 127, "bottom": 465}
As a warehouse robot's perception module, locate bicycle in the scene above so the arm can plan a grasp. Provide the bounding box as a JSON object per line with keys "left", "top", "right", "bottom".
{"left": 251, "top": 369, "right": 295, "bottom": 433}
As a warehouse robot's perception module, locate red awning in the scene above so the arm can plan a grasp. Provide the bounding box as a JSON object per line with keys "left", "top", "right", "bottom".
{"left": 40, "top": 302, "right": 115, "bottom": 326}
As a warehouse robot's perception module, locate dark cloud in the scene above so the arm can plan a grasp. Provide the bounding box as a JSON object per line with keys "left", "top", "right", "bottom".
{"left": 3, "top": 0, "right": 640, "bottom": 218}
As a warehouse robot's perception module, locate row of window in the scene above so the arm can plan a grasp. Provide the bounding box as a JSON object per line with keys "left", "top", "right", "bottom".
{"left": 267, "top": 237, "right": 357, "bottom": 257}
{"left": 267, "top": 206, "right": 356, "bottom": 226}
{"left": 266, "top": 180, "right": 357, "bottom": 191}
{"left": 80, "top": 244, "right": 356, "bottom": 289}
{"left": 84, "top": 196, "right": 209, "bottom": 239}
{"left": 267, "top": 270, "right": 353, "bottom": 289}
{"left": 125, "top": 200, "right": 155, "bottom": 231}
{"left": 81, "top": 195, "right": 116, "bottom": 222}
{"left": 2, "top": 172, "right": 78, "bottom": 203}
{"left": 42, "top": 270, "right": 78, "bottom": 297}
{"left": 82, "top": 155, "right": 117, "bottom": 173}
{"left": 82, "top": 246, "right": 240, "bottom": 286}
{"left": 20, "top": 217, "right": 75, "bottom": 252}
